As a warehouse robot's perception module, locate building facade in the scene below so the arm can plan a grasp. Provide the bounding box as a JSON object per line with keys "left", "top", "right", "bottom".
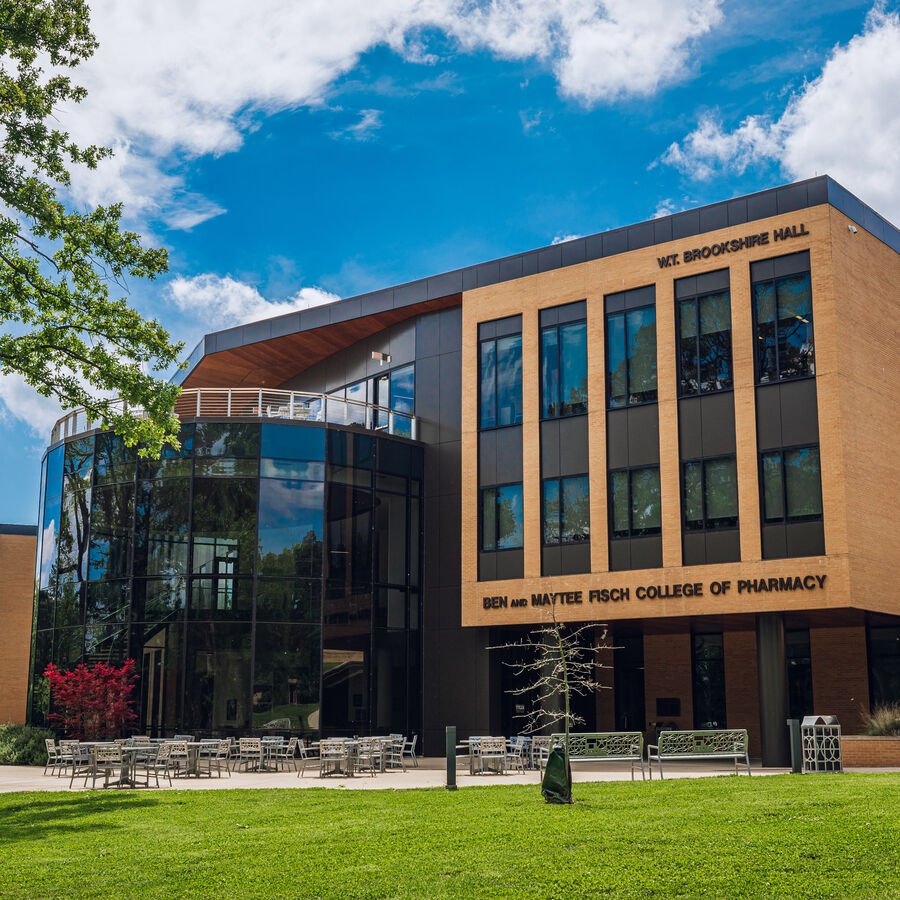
{"left": 1, "top": 525, "right": 38, "bottom": 724}
{"left": 28, "top": 177, "right": 900, "bottom": 762}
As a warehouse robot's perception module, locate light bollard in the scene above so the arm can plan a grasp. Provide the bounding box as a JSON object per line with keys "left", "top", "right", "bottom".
{"left": 446, "top": 726, "right": 457, "bottom": 790}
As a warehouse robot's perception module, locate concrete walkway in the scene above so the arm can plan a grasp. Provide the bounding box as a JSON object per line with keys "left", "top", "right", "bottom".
{"left": 0, "top": 758, "right": 801, "bottom": 793}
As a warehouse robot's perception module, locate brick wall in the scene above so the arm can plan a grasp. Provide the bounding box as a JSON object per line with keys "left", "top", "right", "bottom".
{"left": 643, "top": 631, "right": 693, "bottom": 735}
{"left": 724, "top": 629, "right": 761, "bottom": 757}
{"left": 842, "top": 737, "right": 900, "bottom": 768}
{"left": 0, "top": 532, "right": 37, "bottom": 724}
{"left": 810, "top": 625, "right": 869, "bottom": 733}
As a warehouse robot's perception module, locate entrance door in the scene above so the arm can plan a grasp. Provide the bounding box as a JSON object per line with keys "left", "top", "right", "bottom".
{"left": 614, "top": 635, "right": 646, "bottom": 732}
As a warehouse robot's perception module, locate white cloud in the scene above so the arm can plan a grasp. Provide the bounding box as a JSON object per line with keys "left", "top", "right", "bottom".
{"left": 661, "top": 7, "right": 900, "bottom": 223}
{"left": 551, "top": 233, "right": 582, "bottom": 244}
{"left": 168, "top": 274, "right": 340, "bottom": 329}
{"left": 0, "top": 373, "right": 66, "bottom": 438}
{"left": 330, "top": 109, "right": 384, "bottom": 141}
{"left": 55, "top": 0, "right": 724, "bottom": 227}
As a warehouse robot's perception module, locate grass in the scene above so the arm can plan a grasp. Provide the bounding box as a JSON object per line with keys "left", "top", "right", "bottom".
{"left": 1, "top": 775, "right": 899, "bottom": 898}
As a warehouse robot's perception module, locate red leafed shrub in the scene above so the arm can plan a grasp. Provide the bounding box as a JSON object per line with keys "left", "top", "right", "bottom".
{"left": 44, "top": 659, "right": 138, "bottom": 741}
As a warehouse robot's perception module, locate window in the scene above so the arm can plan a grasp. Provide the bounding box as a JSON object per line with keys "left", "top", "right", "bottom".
{"left": 480, "top": 335, "right": 522, "bottom": 429}
{"left": 609, "top": 467, "right": 661, "bottom": 538}
{"left": 786, "top": 630, "right": 813, "bottom": 719}
{"left": 869, "top": 627, "right": 900, "bottom": 707}
{"left": 760, "top": 446, "right": 822, "bottom": 523}
{"left": 678, "top": 291, "right": 732, "bottom": 396}
{"left": 375, "top": 364, "right": 416, "bottom": 437}
{"left": 607, "top": 306, "right": 656, "bottom": 408}
{"left": 683, "top": 456, "right": 739, "bottom": 531}
{"left": 753, "top": 271, "right": 815, "bottom": 382}
{"left": 541, "top": 321, "right": 587, "bottom": 418}
{"left": 542, "top": 475, "right": 589, "bottom": 545}
{"left": 481, "top": 484, "right": 524, "bottom": 551}
{"left": 692, "top": 633, "right": 726, "bottom": 729}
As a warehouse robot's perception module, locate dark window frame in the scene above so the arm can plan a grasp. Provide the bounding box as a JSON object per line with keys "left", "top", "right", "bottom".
{"left": 681, "top": 454, "right": 740, "bottom": 533}
{"left": 605, "top": 302, "right": 658, "bottom": 410}
{"left": 758, "top": 444, "right": 823, "bottom": 525}
{"left": 540, "top": 318, "right": 588, "bottom": 420}
{"left": 478, "top": 333, "right": 523, "bottom": 431}
{"left": 541, "top": 474, "right": 590, "bottom": 546}
{"left": 752, "top": 269, "right": 815, "bottom": 385}
{"left": 480, "top": 481, "right": 525, "bottom": 552}
{"left": 608, "top": 466, "right": 662, "bottom": 539}
{"left": 676, "top": 289, "right": 734, "bottom": 398}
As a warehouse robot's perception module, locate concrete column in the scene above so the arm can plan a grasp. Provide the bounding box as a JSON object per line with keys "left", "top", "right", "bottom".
{"left": 756, "top": 613, "right": 789, "bottom": 767}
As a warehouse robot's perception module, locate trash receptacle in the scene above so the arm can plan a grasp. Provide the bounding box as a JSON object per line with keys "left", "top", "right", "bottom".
{"left": 801, "top": 715, "right": 842, "bottom": 773}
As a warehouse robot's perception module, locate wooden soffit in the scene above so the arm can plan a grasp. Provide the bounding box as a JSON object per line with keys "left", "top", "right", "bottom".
{"left": 182, "top": 294, "right": 461, "bottom": 389}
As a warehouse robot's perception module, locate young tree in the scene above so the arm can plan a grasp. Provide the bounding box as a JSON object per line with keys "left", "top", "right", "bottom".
{"left": 0, "top": 1, "right": 183, "bottom": 454}
{"left": 44, "top": 659, "right": 138, "bottom": 740}
{"left": 492, "top": 605, "right": 611, "bottom": 803}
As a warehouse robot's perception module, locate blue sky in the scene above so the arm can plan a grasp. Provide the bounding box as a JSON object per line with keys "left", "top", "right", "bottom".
{"left": 2, "top": 0, "right": 898, "bottom": 523}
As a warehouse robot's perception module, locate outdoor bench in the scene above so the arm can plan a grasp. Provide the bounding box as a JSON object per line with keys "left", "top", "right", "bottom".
{"left": 647, "top": 729, "right": 751, "bottom": 779}
{"left": 548, "top": 732, "right": 646, "bottom": 780}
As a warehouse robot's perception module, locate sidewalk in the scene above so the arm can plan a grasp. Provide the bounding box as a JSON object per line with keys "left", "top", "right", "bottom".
{"left": 0, "top": 758, "right": 800, "bottom": 793}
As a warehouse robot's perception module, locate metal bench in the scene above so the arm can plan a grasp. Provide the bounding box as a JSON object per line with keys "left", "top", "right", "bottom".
{"left": 647, "top": 729, "right": 751, "bottom": 779}
{"left": 549, "top": 732, "right": 646, "bottom": 780}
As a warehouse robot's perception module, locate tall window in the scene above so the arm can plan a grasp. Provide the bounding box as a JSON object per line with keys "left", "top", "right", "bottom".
{"left": 692, "top": 633, "right": 726, "bottom": 729}
{"left": 753, "top": 271, "right": 815, "bottom": 383}
{"left": 480, "top": 335, "right": 522, "bottom": 429}
{"left": 542, "top": 476, "right": 589, "bottom": 545}
{"left": 678, "top": 291, "right": 732, "bottom": 395}
{"left": 760, "top": 446, "right": 822, "bottom": 523}
{"left": 683, "top": 456, "right": 739, "bottom": 531}
{"left": 786, "top": 630, "right": 814, "bottom": 719}
{"left": 542, "top": 321, "right": 587, "bottom": 418}
{"left": 609, "top": 467, "right": 661, "bottom": 538}
{"left": 481, "top": 484, "right": 524, "bottom": 551}
{"left": 869, "top": 627, "right": 900, "bottom": 707}
{"left": 607, "top": 306, "right": 657, "bottom": 407}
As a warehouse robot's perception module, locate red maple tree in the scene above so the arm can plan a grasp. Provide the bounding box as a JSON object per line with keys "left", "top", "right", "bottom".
{"left": 44, "top": 659, "right": 139, "bottom": 740}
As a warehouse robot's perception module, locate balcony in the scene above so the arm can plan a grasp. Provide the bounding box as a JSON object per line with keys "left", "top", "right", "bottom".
{"left": 50, "top": 387, "right": 418, "bottom": 445}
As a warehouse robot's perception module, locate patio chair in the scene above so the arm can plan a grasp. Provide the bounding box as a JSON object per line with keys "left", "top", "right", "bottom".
{"left": 43, "top": 739, "right": 60, "bottom": 776}
{"left": 273, "top": 737, "right": 299, "bottom": 772}
{"left": 236, "top": 737, "right": 263, "bottom": 773}
{"left": 68, "top": 744, "right": 92, "bottom": 788}
{"left": 197, "top": 740, "right": 221, "bottom": 776}
{"left": 135, "top": 743, "right": 174, "bottom": 788}
{"left": 402, "top": 735, "right": 419, "bottom": 768}
{"left": 319, "top": 739, "right": 350, "bottom": 777}
{"left": 58, "top": 740, "right": 78, "bottom": 777}
{"left": 167, "top": 741, "right": 191, "bottom": 777}
{"left": 506, "top": 736, "right": 527, "bottom": 773}
{"left": 200, "top": 739, "right": 231, "bottom": 778}
{"left": 384, "top": 737, "right": 405, "bottom": 771}
{"left": 261, "top": 735, "right": 284, "bottom": 770}
{"left": 88, "top": 744, "right": 123, "bottom": 790}
{"left": 174, "top": 734, "right": 194, "bottom": 742}
{"left": 531, "top": 736, "right": 551, "bottom": 771}
{"left": 479, "top": 737, "right": 508, "bottom": 775}
{"left": 355, "top": 738, "right": 380, "bottom": 776}
{"left": 295, "top": 740, "right": 315, "bottom": 777}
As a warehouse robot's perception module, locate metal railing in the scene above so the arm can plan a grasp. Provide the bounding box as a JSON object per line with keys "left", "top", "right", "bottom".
{"left": 50, "top": 387, "right": 417, "bottom": 444}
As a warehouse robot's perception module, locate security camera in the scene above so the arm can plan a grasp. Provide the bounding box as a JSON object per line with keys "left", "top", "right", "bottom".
{"left": 848, "top": 225, "right": 858, "bottom": 234}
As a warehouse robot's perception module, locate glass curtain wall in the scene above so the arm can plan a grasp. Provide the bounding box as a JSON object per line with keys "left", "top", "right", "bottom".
{"left": 30, "top": 422, "right": 423, "bottom": 742}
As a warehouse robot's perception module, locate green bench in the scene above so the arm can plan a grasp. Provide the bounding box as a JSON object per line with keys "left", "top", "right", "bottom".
{"left": 647, "top": 729, "right": 751, "bottom": 779}
{"left": 548, "top": 732, "right": 646, "bottom": 780}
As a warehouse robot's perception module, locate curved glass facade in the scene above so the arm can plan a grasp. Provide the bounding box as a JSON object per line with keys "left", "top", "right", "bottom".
{"left": 30, "top": 421, "right": 423, "bottom": 740}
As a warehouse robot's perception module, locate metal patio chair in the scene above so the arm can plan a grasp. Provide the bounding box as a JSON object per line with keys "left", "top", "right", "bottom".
{"left": 88, "top": 744, "right": 123, "bottom": 790}
{"left": 402, "top": 734, "right": 419, "bottom": 768}
{"left": 134, "top": 742, "right": 175, "bottom": 788}
{"left": 506, "top": 736, "right": 527, "bottom": 773}
{"left": 43, "top": 739, "right": 60, "bottom": 776}
{"left": 236, "top": 737, "right": 263, "bottom": 772}
{"left": 319, "top": 739, "right": 350, "bottom": 777}
{"left": 479, "top": 737, "right": 508, "bottom": 775}
{"left": 354, "top": 738, "right": 380, "bottom": 776}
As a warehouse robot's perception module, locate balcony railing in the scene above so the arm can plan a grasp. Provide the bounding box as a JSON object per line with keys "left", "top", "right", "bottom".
{"left": 50, "top": 387, "right": 417, "bottom": 445}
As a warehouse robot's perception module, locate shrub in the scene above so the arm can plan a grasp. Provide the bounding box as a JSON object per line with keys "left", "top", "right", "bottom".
{"left": 862, "top": 702, "right": 900, "bottom": 736}
{"left": 0, "top": 723, "right": 56, "bottom": 766}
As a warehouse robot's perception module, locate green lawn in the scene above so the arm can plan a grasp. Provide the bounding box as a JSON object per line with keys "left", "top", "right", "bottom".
{"left": 1, "top": 775, "right": 899, "bottom": 898}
